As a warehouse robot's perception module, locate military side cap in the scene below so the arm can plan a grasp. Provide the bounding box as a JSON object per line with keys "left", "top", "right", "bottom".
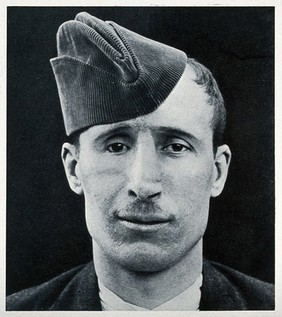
{"left": 50, "top": 12, "right": 187, "bottom": 136}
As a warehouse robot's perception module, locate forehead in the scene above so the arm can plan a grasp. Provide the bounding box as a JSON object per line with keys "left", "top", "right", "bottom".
{"left": 81, "top": 65, "right": 214, "bottom": 144}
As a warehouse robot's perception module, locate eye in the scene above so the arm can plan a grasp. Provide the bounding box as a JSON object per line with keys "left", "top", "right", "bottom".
{"left": 107, "top": 143, "right": 129, "bottom": 153}
{"left": 163, "top": 143, "right": 189, "bottom": 153}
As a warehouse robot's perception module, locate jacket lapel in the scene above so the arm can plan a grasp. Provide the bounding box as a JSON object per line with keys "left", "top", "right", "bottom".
{"left": 51, "top": 262, "right": 101, "bottom": 310}
{"left": 200, "top": 260, "right": 246, "bottom": 310}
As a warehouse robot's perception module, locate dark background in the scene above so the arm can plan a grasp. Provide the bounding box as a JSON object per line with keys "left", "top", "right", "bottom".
{"left": 7, "top": 7, "right": 274, "bottom": 295}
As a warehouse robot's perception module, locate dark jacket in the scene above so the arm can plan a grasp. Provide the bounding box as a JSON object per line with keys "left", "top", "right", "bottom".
{"left": 6, "top": 260, "right": 274, "bottom": 311}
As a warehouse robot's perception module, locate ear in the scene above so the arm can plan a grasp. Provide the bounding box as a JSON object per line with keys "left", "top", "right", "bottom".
{"left": 211, "top": 144, "right": 231, "bottom": 197}
{"left": 61, "top": 143, "right": 83, "bottom": 195}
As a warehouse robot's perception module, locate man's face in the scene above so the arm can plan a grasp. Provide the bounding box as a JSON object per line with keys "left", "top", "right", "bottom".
{"left": 69, "top": 66, "right": 227, "bottom": 272}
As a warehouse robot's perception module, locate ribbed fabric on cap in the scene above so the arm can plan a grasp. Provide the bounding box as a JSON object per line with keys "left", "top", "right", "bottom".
{"left": 50, "top": 12, "right": 187, "bottom": 136}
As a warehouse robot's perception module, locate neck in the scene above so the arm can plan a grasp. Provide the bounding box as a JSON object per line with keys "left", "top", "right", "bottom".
{"left": 93, "top": 240, "right": 203, "bottom": 309}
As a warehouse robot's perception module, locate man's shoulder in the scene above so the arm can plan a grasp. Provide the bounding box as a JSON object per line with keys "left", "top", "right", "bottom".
{"left": 201, "top": 259, "right": 274, "bottom": 310}
{"left": 6, "top": 263, "right": 91, "bottom": 311}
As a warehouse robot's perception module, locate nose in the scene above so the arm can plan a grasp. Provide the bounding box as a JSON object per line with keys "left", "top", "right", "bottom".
{"left": 127, "top": 138, "right": 162, "bottom": 201}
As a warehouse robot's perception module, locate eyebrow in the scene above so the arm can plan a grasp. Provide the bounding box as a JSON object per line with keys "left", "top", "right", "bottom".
{"left": 91, "top": 124, "right": 133, "bottom": 143}
{"left": 92, "top": 124, "right": 201, "bottom": 146}
{"left": 151, "top": 126, "right": 201, "bottom": 146}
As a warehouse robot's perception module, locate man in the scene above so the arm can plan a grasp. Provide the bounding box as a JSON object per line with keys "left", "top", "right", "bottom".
{"left": 7, "top": 12, "right": 274, "bottom": 311}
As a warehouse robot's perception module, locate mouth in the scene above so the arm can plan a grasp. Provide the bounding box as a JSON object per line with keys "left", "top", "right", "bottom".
{"left": 117, "top": 215, "right": 171, "bottom": 231}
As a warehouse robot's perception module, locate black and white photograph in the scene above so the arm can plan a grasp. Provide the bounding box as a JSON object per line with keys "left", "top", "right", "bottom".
{"left": 4, "top": 4, "right": 277, "bottom": 313}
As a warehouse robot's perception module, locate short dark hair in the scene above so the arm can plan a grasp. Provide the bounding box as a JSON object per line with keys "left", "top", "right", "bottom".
{"left": 65, "top": 126, "right": 88, "bottom": 154}
{"left": 186, "top": 58, "right": 226, "bottom": 153}
{"left": 66, "top": 59, "right": 226, "bottom": 154}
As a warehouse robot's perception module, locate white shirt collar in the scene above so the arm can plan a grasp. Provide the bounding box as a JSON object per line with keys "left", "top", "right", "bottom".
{"left": 98, "top": 274, "right": 202, "bottom": 311}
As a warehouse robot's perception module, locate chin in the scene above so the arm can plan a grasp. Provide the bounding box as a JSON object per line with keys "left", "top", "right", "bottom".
{"left": 114, "top": 245, "right": 179, "bottom": 273}
{"left": 121, "top": 257, "right": 172, "bottom": 273}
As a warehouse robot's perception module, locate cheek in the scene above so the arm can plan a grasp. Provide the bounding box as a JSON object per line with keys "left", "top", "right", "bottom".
{"left": 78, "top": 158, "right": 127, "bottom": 242}
{"left": 162, "top": 159, "right": 213, "bottom": 235}
{"left": 173, "top": 169, "right": 212, "bottom": 239}
{"left": 164, "top": 158, "right": 214, "bottom": 202}
{"left": 78, "top": 156, "right": 126, "bottom": 212}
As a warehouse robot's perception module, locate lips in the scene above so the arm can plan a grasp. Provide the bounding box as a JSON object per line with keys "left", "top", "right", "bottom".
{"left": 118, "top": 214, "right": 170, "bottom": 225}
